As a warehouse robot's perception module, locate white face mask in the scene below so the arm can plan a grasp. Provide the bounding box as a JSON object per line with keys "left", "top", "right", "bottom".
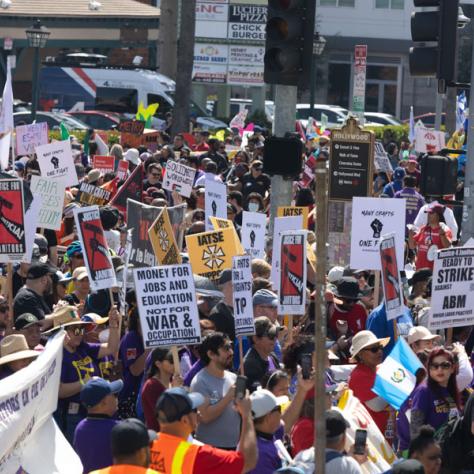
{"left": 248, "top": 202, "right": 259, "bottom": 212}
{"left": 98, "top": 328, "right": 110, "bottom": 343}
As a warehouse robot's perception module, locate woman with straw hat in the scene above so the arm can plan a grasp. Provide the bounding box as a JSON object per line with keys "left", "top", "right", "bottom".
{"left": 0, "top": 334, "right": 39, "bottom": 379}
{"left": 348, "top": 330, "right": 391, "bottom": 437}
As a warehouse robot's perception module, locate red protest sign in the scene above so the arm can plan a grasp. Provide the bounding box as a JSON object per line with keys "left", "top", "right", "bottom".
{"left": 93, "top": 155, "right": 115, "bottom": 175}
{"left": 110, "top": 163, "right": 144, "bottom": 217}
{"left": 117, "top": 160, "right": 129, "bottom": 181}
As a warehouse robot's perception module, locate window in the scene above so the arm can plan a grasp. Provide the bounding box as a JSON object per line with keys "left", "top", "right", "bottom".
{"left": 320, "top": 0, "right": 355, "bottom": 6}
{"left": 95, "top": 87, "right": 138, "bottom": 113}
{"left": 375, "top": 0, "right": 404, "bottom": 9}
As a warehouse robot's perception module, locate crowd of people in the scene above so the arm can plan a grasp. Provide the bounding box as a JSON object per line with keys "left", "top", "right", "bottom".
{"left": 0, "top": 120, "right": 473, "bottom": 474}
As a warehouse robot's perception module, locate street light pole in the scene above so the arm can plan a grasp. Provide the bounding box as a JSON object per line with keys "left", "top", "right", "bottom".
{"left": 31, "top": 47, "right": 40, "bottom": 122}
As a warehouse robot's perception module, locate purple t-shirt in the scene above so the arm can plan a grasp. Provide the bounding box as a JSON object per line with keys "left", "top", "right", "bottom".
{"left": 396, "top": 398, "right": 411, "bottom": 451}
{"left": 73, "top": 415, "right": 117, "bottom": 473}
{"left": 411, "top": 383, "right": 460, "bottom": 432}
{"left": 119, "top": 330, "right": 144, "bottom": 400}
{"left": 247, "top": 432, "right": 282, "bottom": 474}
{"left": 395, "top": 188, "right": 425, "bottom": 226}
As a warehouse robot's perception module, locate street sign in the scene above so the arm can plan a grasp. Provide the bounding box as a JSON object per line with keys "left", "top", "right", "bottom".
{"left": 351, "top": 45, "right": 367, "bottom": 124}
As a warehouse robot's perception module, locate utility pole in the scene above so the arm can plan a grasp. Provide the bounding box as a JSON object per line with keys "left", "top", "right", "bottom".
{"left": 171, "top": 0, "right": 196, "bottom": 135}
{"left": 157, "top": 0, "right": 178, "bottom": 79}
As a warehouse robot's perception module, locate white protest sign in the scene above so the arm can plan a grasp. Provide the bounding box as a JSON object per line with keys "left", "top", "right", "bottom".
{"left": 0, "top": 332, "right": 83, "bottom": 474}
{"left": 429, "top": 247, "right": 474, "bottom": 330}
{"left": 15, "top": 122, "right": 48, "bottom": 156}
{"left": 232, "top": 255, "right": 255, "bottom": 337}
{"left": 162, "top": 161, "right": 196, "bottom": 198}
{"left": 350, "top": 197, "right": 405, "bottom": 271}
{"left": 205, "top": 179, "right": 227, "bottom": 231}
{"left": 414, "top": 127, "right": 446, "bottom": 153}
{"left": 241, "top": 211, "right": 266, "bottom": 259}
{"left": 271, "top": 216, "right": 303, "bottom": 292}
{"left": 374, "top": 141, "right": 393, "bottom": 174}
{"left": 21, "top": 197, "right": 41, "bottom": 264}
{"left": 36, "top": 140, "right": 78, "bottom": 187}
{"left": 30, "top": 175, "right": 65, "bottom": 230}
{"left": 133, "top": 264, "right": 201, "bottom": 348}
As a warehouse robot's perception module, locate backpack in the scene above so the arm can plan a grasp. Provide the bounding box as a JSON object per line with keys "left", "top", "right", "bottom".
{"left": 434, "top": 416, "right": 465, "bottom": 473}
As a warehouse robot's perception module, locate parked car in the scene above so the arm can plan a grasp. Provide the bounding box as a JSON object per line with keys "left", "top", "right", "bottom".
{"left": 13, "top": 111, "right": 89, "bottom": 130}
{"left": 402, "top": 113, "right": 446, "bottom": 128}
{"left": 296, "top": 104, "right": 350, "bottom": 128}
{"left": 363, "top": 112, "right": 402, "bottom": 126}
{"left": 67, "top": 110, "right": 121, "bottom": 130}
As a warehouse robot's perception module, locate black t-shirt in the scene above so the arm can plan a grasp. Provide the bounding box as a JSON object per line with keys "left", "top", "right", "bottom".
{"left": 241, "top": 172, "right": 271, "bottom": 199}
{"left": 12, "top": 271, "right": 26, "bottom": 298}
{"left": 209, "top": 301, "right": 235, "bottom": 342}
{"left": 13, "top": 287, "right": 52, "bottom": 321}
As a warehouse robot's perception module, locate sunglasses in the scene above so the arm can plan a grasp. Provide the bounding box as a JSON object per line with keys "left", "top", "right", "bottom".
{"left": 69, "top": 326, "right": 85, "bottom": 336}
{"left": 429, "top": 362, "right": 452, "bottom": 370}
{"left": 364, "top": 345, "right": 383, "bottom": 353}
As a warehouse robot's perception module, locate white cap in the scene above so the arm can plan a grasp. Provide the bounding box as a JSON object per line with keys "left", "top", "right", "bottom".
{"left": 124, "top": 148, "right": 140, "bottom": 165}
{"left": 407, "top": 326, "right": 440, "bottom": 345}
{"left": 250, "top": 389, "right": 288, "bottom": 419}
{"left": 327, "top": 266, "right": 344, "bottom": 284}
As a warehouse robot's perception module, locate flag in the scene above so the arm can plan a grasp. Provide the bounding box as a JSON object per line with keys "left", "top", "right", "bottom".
{"left": 372, "top": 338, "right": 423, "bottom": 410}
{"left": 136, "top": 101, "right": 159, "bottom": 128}
{"left": 94, "top": 133, "right": 109, "bottom": 155}
{"left": 306, "top": 117, "right": 318, "bottom": 138}
{"left": 110, "top": 163, "right": 144, "bottom": 217}
{"left": 320, "top": 113, "right": 328, "bottom": 132}
{"left": 0, "top": 132, "right": 10, "bottom": 170}
{"left": 456, "top": 91, "right": 467, "bottom": 132}
{"left": 408, "top": 106, "right": 415, "bottom": 144}
{"left": 60, "top": 123, "right": 70, "bottom": 141}
{"left": 0, "top": 55, "right": 13, "bottom": 135}
{"left": 229, "top": 110, "right": 248, "bottom": 134}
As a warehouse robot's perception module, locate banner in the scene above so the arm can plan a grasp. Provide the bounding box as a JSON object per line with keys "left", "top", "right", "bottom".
{"left": 35, "top": 140, "right": 78, "bottom": 187}
{"left": 92, "top": 155, "right": 115, "bottom": 175}
{"left": 241, "top": 211, "right": 266, "bottom": 259}
{"left": 414, "top": 127, "right": 446, "bottom": 154}
{"left": 16, "top": 122, "right": 48, "bottom": 156}
{"left": 133, "top": 264, "right": 201, "bottom": 348}
{"left": 0, "top": 178, "right": 26, "bottom": 262}
{"left": 74, "top": 205, "right": 117, "bottom": 291}
{"left": 278, "top": 231, "right": 307, "bottom": 315}
{"left": 380, "top": 233, "right": 404, "bottom": 321}
{"left": 205, "top": 179, "right": 227, "bottom": 231}
{"left": 110, "top": 163, "right": 144, "bottom": 215}
{"left": 75, "top": 181, "right": 112, "bottom": 207}
{"left": 277, "top": 206, "right": 309, "bottom": 229}
{"left": 350, "top": 197, "right": 405, "bottom": 271}
{"left": 148, "top": 208, "right": 182, "bottom": 265}
{"left": 186, "top": 227, "right": 239, "bottom": 280}
{"left": 29, "top": 176, "right": 65, "bottom": 231}
{"left": 209, "top": 216, "right": 244, "bottom": 254}
{"left": 162, "top": 161, "right": 196, "bottom": 198}
{"left": 429, "top": 246, "right": 474, "bottom": 330}
{"left": 0, "top": 332, "right": 83, "bottom": 474}
{"left": 232, "top": 255, "right": 255, "bottom": 337}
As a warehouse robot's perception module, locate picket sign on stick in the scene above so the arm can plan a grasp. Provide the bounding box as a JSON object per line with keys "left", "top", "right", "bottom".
{"left": 446, "top": 328, "right": 453, "bottom": 345}
{"left": 6, "top": 262, "right": 13, "bottom": 321}
{"left": 239, "top": 337, "right": 244, "bottom": 376}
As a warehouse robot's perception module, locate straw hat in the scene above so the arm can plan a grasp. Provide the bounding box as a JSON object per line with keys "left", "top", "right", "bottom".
{"left": 0, "top": 334, "right": 39, "bottom": 366}
{"left": 349, "top": 330, "right": 390, "bottom": 359}
{"left": 43, "top": 305, "right": 89, "bottom": 333}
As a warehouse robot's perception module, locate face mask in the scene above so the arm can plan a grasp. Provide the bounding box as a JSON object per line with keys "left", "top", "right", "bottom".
{"left": 248, "top": 202, "right": 259, "bottom": 212}
{"left": 98, "top": 328, "right": 110, "bottom": 343}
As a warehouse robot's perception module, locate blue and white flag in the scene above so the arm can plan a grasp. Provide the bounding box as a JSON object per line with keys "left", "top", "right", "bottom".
{"left": 408, "top": 106, "right": 415, "bottom": 144}
{"left": 372, "top": 337, "right": 423, "bottom": 410}
{"left": 457, "top": 91, "right": 467, "bottom": 132}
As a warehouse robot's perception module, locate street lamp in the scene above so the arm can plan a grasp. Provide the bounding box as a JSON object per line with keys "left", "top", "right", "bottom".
{"left": 26, "top": 19, "right": 50, "bottom": 122}
{"left": 309, "top": 32, "right": 326, "bottom": 119}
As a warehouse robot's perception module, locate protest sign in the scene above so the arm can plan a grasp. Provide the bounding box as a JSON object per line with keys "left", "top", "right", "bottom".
{"left": 350, "top": 197, "right": 405, "bottom": 271}
{"left": 209, "top": 216, "right": 244, "bottom": 254}
{"left": 133, "top": 264, "right": 201, "bottom": 348}
{"left": 21, "top": 196, "right": 41, "bottom": 264}
{"left": 119, "top": 120, "right": 145, "bottom": 135}
{"left": 374, "top": 141, "right": 393, "bottom": 174}
{"left": 75, "top": 181, "right": 112, "bottom": 207}
{"left": 241, "top": 211, "right": 266, "bottom": 259}
{"left": 29, "top": 175, "right": 65, "bottom": 230}
{"left": 277, "top": 206, "right": 309, "bottom": 229}
{"left": 186, "top": 227, "right": 239, "bottom": 280}
{"left": 162, "top": 161, "right": 196, "bottom": 198}
{"left": 270, "top": 216, "right": 303, "bottom": 291}
{"left": 117, "top": 160, "right": 129, "bottom": 181}
{"left": 328, "top": 201, "right": 352, "bottom": 267}
{"left": 74, "top": 205, "right": 117, "bottom": 291}
{"left": 0, "top": 178, "right": 26, "bottom": 263}
{"left": 148, "top": 207, "right": 182, "bottom": 265}
{"left": 429, "top": 246, "right": 474, "bottom": 330}
{"left": 92, "top": 155, "right": 115, "bottom": 175}
{"left": 414, "top": 127, "right": 446, "bottom": 153}
{"left": 278, "top": 231, "right": 307, "bottom": 315}
{"left": 110, "top": 163, "right": 144, "bottom": 216}
{"left": 0, "top": 332, "right": 83, "bottom": 474}
{"left": 15, "top": 122, "right": 48, "bottom": 156}
{"left": 380, "top": 233, "right": 404, "bottom": 321}
{"left": 232, "top": 255, "right": 255, "bottom": 337}
{"left": 35, "top": 140, "right": 78, "bottom": 187}
{"left": 205, "top": 179, "right": 227, "bottom": 231}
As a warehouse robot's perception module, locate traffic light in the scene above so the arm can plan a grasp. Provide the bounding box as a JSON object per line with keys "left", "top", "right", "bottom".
{"left": 264, "top": 0, "right": 316, "bottom": 87}
{"left": 409, "top": 0, "right": 459, "bottom": 92}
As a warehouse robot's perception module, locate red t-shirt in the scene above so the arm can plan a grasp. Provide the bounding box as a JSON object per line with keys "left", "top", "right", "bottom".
{"left": 290, "top": 417, "right": 314, "bottom": 456}
{"left": 329, "top": 302, "right": 367, "bottom": 337}
{"left": 414, "top": 224, "right": 452, "bottom": 270}
{"left": 141, "top": 378, "right": 166, "bottom": 431}
{"left": 348, "top": 363, "right": 389, "bottom": 435}
{"left": 194, "top": 444, "right": 244, "bottom": 474}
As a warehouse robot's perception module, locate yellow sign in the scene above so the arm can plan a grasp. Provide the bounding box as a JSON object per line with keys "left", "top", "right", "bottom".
{"left": 307, "top": 242, "right": 316, "bottom": 272}
{"left": 277, "top": 206, "right": 309, "bottom": 229}
{"left": 186, "top": 227, "right": 240, "bottom": 280}
{"left": 148, "top": 208, "right": 182, "bottom": 265}
{"left": 209, "top": 216, "right": 245, "bottom": 255}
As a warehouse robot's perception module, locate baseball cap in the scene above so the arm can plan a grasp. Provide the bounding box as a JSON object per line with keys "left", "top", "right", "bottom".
{"left": 327, "top": 266, "right": 344, "bottom": 284}
{"left": 254, "top": 316, "right": 282, "bottom": 338}
{"left": 80, "top": 377, "right": 124, "bottom": 408}
{"left": 407, "top": 268, "right": 432, "bottom": 286}
{"left": 425, "top": 203, "right": 445, "bottom": 215}
{"left": 393, "top": 167, "right": 406, "bottom": 181}
{"left": 326, "top": 410, "right": 349, "bottom": 439}
{"left": 111, "top": 418, "right": 157, "bottom": 457}
{"left": 218, "top": 269, "right": 232, "bottom": 286}
{"left": 14, "top": 313, "right": 41, "bottom": 330}
{"left": 250, "top": 389, "right": 288, "bottom": 419}
{"left": 72, "top": 266, "right": 89, "bottom": 281}
{"left": 87, "top": 168, "right": 102, "bottom": 184}
{"left": 193, "top": 274, "right": 224, "bottom": 299}
{"left": 26, "top": 262, "right": 57, "bottom": 280}
{"left": 253, "top": 289, "right": 278, "bottom": 307}
{"left": 14, "top": 161, "right": 25, "bottom": 171}
{"left": 155, "top": 387, "right": 205, "bottom": 423}
{"left": 407, "top": 326, "right": 440, "bottom": 345}
{"left": 34, "top": 234, "right": 49, "bottom": 255}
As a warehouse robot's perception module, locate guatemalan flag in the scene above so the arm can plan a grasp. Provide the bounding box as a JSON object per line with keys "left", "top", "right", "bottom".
{"left": 372, "top": 337, "right": 423, "bottom": 410}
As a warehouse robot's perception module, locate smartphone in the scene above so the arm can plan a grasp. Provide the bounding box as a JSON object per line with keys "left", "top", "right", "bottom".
{"left": 301, "top": 353, "right": 312, "bottom": 380}
{"left": 235, "top": 375, "right": 247, "bottom": 400}
{"left": 354, "top": 429, "right": 367, "bottom": 455}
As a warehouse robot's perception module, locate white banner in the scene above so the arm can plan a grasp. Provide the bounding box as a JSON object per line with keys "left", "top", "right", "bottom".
{"left": 414, "top": 127, "right": 446, "bottom": 154}
{"left": 0, "top": 332, "right": 83, "bottom": 474}
{"left": 16, "top": 122, "right": 48, "bottom": 156}
{"left": 205, "top": 179, "right": 227, "bottom": 231}
{"left": 429, "top": 246, "right": 474, "bottom": 330}
{"left": 30, "top": 175, "right": 65, "bottom": 230}
{"left": 232, "top": 255, "right": 255, "bottom": 337}
{"left": 162, "top": 161, "right": 196, "bottom": 198}
{"left": 241, "top": 211, "right": 266, "bottom": 259}
{"left": 133, "top": 264, "right": 202, "bottom": 348}
{"left": 36, "top": 140, "right": 78, "bottom": 187}
{"left": 350, "top": 197, "right": 405, "bottom": 271}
